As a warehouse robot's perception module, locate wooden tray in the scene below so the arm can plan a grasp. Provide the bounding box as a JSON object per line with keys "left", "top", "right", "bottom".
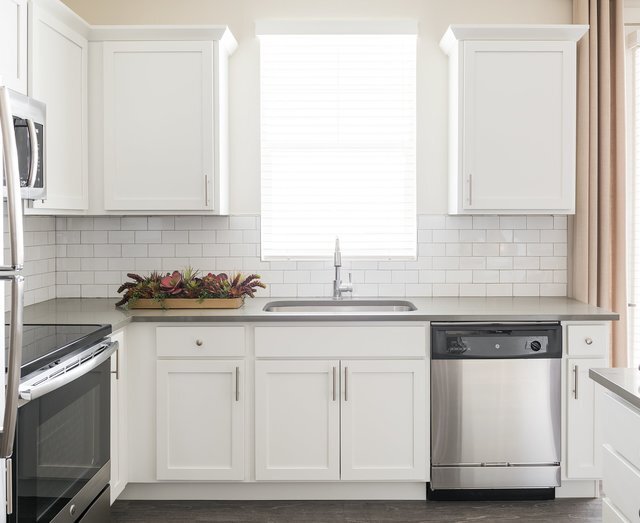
{"left": 128, "top": 298, "right": 244, "bottom": 309}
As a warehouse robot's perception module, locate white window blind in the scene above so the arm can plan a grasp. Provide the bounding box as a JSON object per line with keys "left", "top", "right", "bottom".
{"left": 259, "top": 32, "right": 417, "bottom": 260}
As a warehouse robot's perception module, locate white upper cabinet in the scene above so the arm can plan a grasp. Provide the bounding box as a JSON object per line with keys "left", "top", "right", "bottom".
{"left": 0, "top": 0, "right": 28, "bottom": 93}
{"left": 93, "top": 27, "right": 236, "bottom": 214}
{"left": 28, "top": 0, "right": 89, "bottom": 213}
{"left": 440, "top": 25, "right": 588, "bottom": 215}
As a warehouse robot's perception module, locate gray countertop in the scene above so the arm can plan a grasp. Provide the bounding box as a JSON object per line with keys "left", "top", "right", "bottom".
{"left": 590, "top": 368, "right": 640, "bottom": 411}
{"left": 18, "top": 296, "right": 619, "bottom": 331}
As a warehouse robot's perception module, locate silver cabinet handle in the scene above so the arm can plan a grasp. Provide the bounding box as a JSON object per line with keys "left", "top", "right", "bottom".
{"left": 204, "top": 174, "right": 209, "bottom": 207}
{"left": 0, "top": 85, "right": 25, "bottom": 271}
{"left": 467, "top": 173, "right": 473, "bottom": 206}
{"left": 573, "top": 365, "right": 579, "bottom": 400}
{"left": 344, "top": 366, "right": 349, "bottom": 402}
{"left": 196, "top": 339, "right": 203, "bottom": 347}
{"left": 111, "top": 346, "right": 120, "bottom": 380}
{"left": 5, "top": 458, "right": 12, "bottom": 515}
{"left": 332, "top": 366, "right": 336, "bottom": 401}
{"left": 0, "top": 275, "right": 23, "bottom": 459}
{"left": 26, "top": 118, "right": 39, "bottom": 188}
{"left": 585, "top": 337, "right": 593, "bottom": 345}
{"left": 235, "top": 366, "right": 239, "bottom": 402}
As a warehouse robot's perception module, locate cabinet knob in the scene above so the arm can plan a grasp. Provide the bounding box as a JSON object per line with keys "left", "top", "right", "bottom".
{"left": 585, "top": 337, "right": 593, "bottom": 345}
{"left": 195, "top": 339, "right": 203, "bottom": 347}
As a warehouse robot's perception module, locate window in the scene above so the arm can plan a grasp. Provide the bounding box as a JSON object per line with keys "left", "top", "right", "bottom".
{"left": 258, "top": 23, "right": 417, "bottom": 260}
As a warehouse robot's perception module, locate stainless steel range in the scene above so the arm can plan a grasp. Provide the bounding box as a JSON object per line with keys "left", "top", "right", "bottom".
{"left": 429, "top": 322, "right": 562, "bottom": 500}
{"left": 8, "top": 324, "right": 116, "bottom": 522}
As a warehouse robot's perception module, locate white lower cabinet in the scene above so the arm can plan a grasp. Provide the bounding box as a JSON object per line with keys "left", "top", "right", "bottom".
{"left": 255, "top": 360, "right": 340, "bottom": 481}
{"left": 156, "top": 359, "right": 244, "bottom": 480}
{"left": 341, "top": 360, "right": 426, "bottom": 481}
{"left": 110, "top": 330, "right": 127, "bottom": 503}
{"left": 255, "top": 359, "right": 426, "bottom": 482}
{"left": 565, "top": 357, "right": 607, "bottom": 479}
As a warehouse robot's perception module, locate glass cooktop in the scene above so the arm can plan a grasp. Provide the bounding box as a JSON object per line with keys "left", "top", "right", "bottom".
{"left": 5, "top": 324, "right": 112, "bottom": 377}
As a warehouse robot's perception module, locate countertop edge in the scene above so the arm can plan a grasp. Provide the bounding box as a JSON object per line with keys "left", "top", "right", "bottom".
{"left": 589, "top": 368, "right": 640, "bottom": 411}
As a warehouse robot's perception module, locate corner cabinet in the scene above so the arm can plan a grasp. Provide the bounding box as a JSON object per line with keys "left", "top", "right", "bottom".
{"left": 440, "top": 25, "right": 588, "bottom": 215}
{"left": 27, "top": 0, "right": 89, "bottom": 213}
{"left": 93, "top": 28, "right": 236, "bottom": 214}
{"left": 0, "top": 0, "right": 28, "bottom": 94}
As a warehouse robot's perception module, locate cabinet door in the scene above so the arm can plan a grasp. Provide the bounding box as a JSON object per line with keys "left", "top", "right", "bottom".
{"left": 30, "top": 6, "right": 88, "bottom": 211}
{"left": 156, "top": 360, "right": 244, "bottom": 480}
{"left": 102, "top": 41, "right": 214, "bottom": 211}
{"left": 255, "top": 360, "right": 340, "bottom": 480}
{"left": 341, "top": 360, "right": 426, "bottom": 480}
{"left": 462, "top": 40, "right": 575, "bottom": 212}
{"left": 0, "top": 0, "right": 27, "bottom": 94}
{"left": 110, "top": 330, "right": 127, "bottom": 503}
{"left": 566, "top": 357, "right": 606, "bottom": 479}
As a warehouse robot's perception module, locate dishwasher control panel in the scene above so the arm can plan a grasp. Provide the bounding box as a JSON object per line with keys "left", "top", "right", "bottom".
{"left": 431, "top": 323, "right": 562, "bottom": 359}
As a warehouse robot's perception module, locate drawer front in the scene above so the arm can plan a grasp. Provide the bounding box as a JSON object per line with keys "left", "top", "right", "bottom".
{"left": 603, "top": 498, "right": 630, "bottom": 523}
{"left": 603, "top": 392, "right": 640, "bottom": 471}
{"left": 156, "top": 326, "right": 245, "bottom": 357}
{"left": 255, "top": 325, "right": 427, "bottom": 358}
{"left": 603, "top": 445, "right": 640, "bottom": 523}
{"left": 567, "top": 324, "right": 608, "bottom": 356}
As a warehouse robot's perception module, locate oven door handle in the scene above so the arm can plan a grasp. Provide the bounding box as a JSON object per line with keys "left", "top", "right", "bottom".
{"left": 19, "top": 341, "right": 118, "bottom": 402}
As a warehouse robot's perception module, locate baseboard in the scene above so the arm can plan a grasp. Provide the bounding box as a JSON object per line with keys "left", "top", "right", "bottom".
{"left": 119, "top": 482, "right": 428, "bottom": 501}
{"left": 555, "top": 480, "right": 599, "bottom": 498}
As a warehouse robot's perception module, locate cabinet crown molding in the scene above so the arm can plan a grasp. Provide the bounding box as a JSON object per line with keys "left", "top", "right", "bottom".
{"left": 440, "top": 24, "right": 589, "bottom": 55}
{"left": 89, "top": 25, "right": 237, "bottom": 53}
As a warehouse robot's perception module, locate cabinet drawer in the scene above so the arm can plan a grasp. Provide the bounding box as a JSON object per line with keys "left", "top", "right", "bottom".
{"left": 156, "top": 326, "right": 245, "bottom": 357}
{"left": 603, "top": 498, "right": 629, "bottom": 523}
{"left": 255, "top": 325, "right": 426, "bottom": 358}
{"left": 603, "top": 446, "right": 640, "bottom": 522}
{"left": 603, "top": 392, "right": 640, "bottom": 471}
{"left": 567, "top": 324, "right": 608, "bottom": 356}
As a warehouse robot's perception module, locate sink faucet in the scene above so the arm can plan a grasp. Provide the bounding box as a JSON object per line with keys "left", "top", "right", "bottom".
{"left": 333, "top": 238, "right": 353, "bottom": 299}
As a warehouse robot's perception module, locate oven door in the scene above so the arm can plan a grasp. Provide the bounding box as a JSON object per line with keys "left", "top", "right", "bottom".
{"left": 12, "top": 359, "right": 110, "bottom": 522}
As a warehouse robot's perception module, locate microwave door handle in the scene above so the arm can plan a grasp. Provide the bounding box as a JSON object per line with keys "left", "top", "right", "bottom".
{"left": 0, "top": 275, "right": 24, "bottom": 459}
{"left": 26, "top": 119, "right": 38, "bottom": 188}
{"left": 0, "top": 85, "right": 24, "bottom": 271}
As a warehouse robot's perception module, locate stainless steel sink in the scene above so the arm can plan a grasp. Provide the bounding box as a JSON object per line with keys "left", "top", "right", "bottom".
{"left": 263, "top": 300, "right": 417, "bottom": 313}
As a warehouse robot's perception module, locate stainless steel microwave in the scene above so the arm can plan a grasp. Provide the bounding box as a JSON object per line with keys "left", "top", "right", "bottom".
{"left": 2, "top": 89, "right": 46, "bottom": 200}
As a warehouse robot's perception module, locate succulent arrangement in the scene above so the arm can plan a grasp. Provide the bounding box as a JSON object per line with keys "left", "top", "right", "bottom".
{"left": 116, "top": 268, "right": 266, "bottom": 308}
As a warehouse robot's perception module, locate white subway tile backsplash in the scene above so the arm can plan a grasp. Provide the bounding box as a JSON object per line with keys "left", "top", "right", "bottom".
{"left": 7, "top": 213, "right": 570, "bottom": 304}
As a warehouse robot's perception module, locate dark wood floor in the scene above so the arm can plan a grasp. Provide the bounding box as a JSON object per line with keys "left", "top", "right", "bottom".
{"left": 111, "top": 499, "right": 601, "bottom": 522}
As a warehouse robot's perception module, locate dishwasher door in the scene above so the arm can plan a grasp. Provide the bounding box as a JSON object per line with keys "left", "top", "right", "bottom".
{"left": 431, "top": 358, "right": 561, "bottom": 467}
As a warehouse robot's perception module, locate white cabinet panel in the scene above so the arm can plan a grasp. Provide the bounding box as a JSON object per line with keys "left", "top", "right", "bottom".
{"left": 603, "top": 445, "right": 640, "bottom": 522}
{"left": 255, "top": 360, "right": 340, "bottom": 481}
{"left": 102, "top": 41, "right": 214, "bottom": 211}
{"left": 340, "top": 360, "right": 426, "bottom": 480}
{"left": 110, "top": 330, "right": 127, "bottom": 503}
{"left": 0, "top": 0, "right": 27, "bottom": 94}
{"left": 441, "top": 26, "right": 586, "bottom": 215}
{"left": 461, "top": 41, "right": 574, "bottom": 212}
{"left": 156, "top": 326, "right": 245, "bottom": 358}
{"left": 156, "top": 359, "right": 244, "bottom": 480}
{"left": 602, "top": 497, "right": 629, "bottom": 523}
{"left": 602, "top": 391, "right": 640, "bottom": 472}
{"left": 29, "top": 5, "right": 88, "bottom": 211}
{"left": 566, "top": 357, "right": 606, "bottom": 479}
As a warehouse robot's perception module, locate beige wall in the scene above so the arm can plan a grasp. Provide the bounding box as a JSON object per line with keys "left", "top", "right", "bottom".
{"left": 61, "top": 0, "right": 573, "bottom": 214}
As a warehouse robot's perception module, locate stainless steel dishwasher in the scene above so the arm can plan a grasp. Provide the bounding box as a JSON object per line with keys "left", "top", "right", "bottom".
{"left": 429, "top": 323, "right": 562, "bottom": 500}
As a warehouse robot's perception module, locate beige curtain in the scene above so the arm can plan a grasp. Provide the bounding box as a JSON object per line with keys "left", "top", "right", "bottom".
{"left": 572, "top": 0, "right": 628, "bottom": 367}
